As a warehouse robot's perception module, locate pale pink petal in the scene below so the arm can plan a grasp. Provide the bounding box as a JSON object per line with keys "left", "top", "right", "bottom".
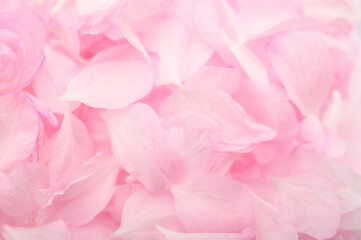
{"left": 69, "top": 213, "right": 118, "bottom": 240}
{"left": 291, "top": 149, "right": 361, "bottom": 214}
{"left": 75, "top": 0, "right": 119, "bottom": 15}
{"left": 273, "top": 174, "right": 341, "bottom": 239}
{"left": 164, "top": 111, "right": 221, "bottom": 182}
{"left": 157, "top": 226, "right": 255, "bottom": 240}
{"left": 161, "top": 89, "right": 275, "bottom": 152}
{"left": 183, "top": 66, "right": 298, "bottom": 140}
{"left": 0, "top": 163, "right": 48, "bottom": 220}
{"left": 268, "top": 30, "right": 334, "bottom": 115}
{"left": 112, "top": 189, "right": 180, "bottom": 240}
{"left": 106, "top": 184, "right": 142, "bottom": 222}
{"left": 184, "top": 66, "right": 242, "bottom": 95}
{"left": 24, "top": 92, "right": 58, "bottom": 128}
{"left": 0, "top": 93, "right": 39, "bottom": 168}
{"left": 142, "top": 17, "right": 212, "bottom": 86}
{"left": 37, "top": 155, "right": 118, "bottom": 226}
{"left": 222, "top": 30, "right": 269, "bottom": 85}
{"left": 102, "top": 103, "right": 174, "bottom": 192}
{"left": 49, "top": 110, "right": 94, "bottom": 183}
{"left": 33, "top": 47, "right": 81, "bottom": 114}
{"left": 58, "top": 60, "right": 154, "bottom": 109}
{"left": 249, "top": 189, "right": 297, "bottom": 240}
{"left": 2, "top": 220, "right": 70, "bottom": 240}
{"left": 83, "top": 108, "right": 113, "bottom": 155}
{"left": 118, "top": 17, "right": 151, "bottom": 63}
{"left": 170, "top": 175, "right": 252, "bottom": 232}
{"left": 340, "top": 208, "right": 361, "bottom": 231}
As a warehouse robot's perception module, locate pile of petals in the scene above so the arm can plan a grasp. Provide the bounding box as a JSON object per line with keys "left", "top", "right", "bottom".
{"left": 1, "top": 0, "right": 361, "bottom": 239}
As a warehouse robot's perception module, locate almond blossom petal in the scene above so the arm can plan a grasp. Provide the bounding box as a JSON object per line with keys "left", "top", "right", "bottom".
{"left": 58, "top": 60, "right": 154, "bottom": 109}
{"left": 102, "top": 103, "right": 174, "bottom": 192}
{"left": 170, "top": 175, "right": 253, "bottom": 232}
{"left": 2, "top": 220, "right": 70, "bottom": 240}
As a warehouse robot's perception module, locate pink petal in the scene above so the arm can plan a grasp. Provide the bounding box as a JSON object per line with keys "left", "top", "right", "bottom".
{"left": 37, "top": 155, "right": 118, "bottom": 226}
{"left": 273, "top": 174, "right": 341, "bottom": 239}
{"left": 0, "top": 163, "right": 48, "bottom": 220}
{"left": 118, "top": 17, "right": 151, "bottom": 63}
{"left": 222, "top": 30, "right": 269, "bottom": 85}
{"left": 102, "top": 103, "right": 174, "bottom": 192}
{"left": 249, "top": 189, "right": 298, "bottom": 240}
{"left": 170, "top": 175, "right": 253, "bottom": 232}
{"left": 0, "top": 93, "right": 39, "bottom": 168}
{"left": 75, "top": 0, "right": 119, "bottom": 15}
{"left": 58, "top": 60, "right": 154, "bottom": 109}
{"left": 268, "top": 30, "right": 334, "bottom": 115}
{"left": 33, "top": 47, "right": 81, "bottom": 114}
{"left": 157, "top": 226, "right": 255, "bottom": 240}
{"left": 49, "top": 110, "right": 94, "bottom": 183}
{"left": 161, "top": 89, "right": 275, "bottom": 152}
{"left": 164, "top": 111, "right": 221, "bottom": 182}
{"left": 142, "top": 17, "right": 212, "bottom": 86}
{"left": 112, "top": 189, "right": 180, "bottom": 240}
{"left": 291, "top": 149, "right": 361, "bottom": 214}
{"left": 184, "top": 66, "right": 242, "bottom": 95}
{"left": 69, "top": 213, "right": 118, "bottom": 240}
{"left": 2, "top": 220, "right": 70, "bottom": 240}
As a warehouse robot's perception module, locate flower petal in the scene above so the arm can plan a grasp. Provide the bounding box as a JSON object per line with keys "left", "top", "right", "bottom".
{"left": 170, "top": 175, "right": 253, "bottom": 232}
{"left": 37, "top": 155, "right": 118, "bottom": 226}
{"left": 103, "top": 103, "right": 174, "bottom": 192}
{"left": 59, "top": 61, "right": 154, "bottom": 109}
{"left": 2, "top": 220, "right": 70, "bottom": 240}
